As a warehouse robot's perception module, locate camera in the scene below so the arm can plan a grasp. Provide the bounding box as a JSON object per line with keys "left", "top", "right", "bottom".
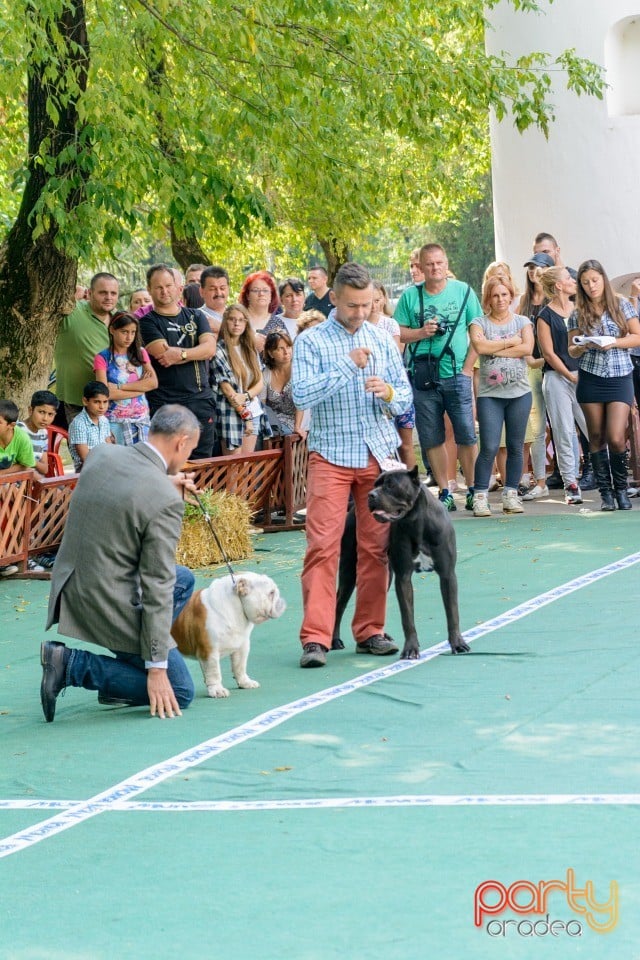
{"left": 433, "top": 319, "right": 447, "bottom": 336}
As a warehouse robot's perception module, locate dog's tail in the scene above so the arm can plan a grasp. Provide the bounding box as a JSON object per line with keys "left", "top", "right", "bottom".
{"left": 170, "top": 590, "right": 211, "bottom": 660}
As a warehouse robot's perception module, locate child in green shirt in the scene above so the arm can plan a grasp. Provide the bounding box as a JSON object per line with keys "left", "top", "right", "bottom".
{"left": 0, "top": 399, "right": 36, "bottom": 577}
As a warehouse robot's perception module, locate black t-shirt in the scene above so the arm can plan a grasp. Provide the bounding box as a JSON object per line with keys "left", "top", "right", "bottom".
{"left": 537, "top": 305, "right": 579, "bottom": 374}
{"left": 528, "top": 301, "right": 546, "bottom": 361}
{"left": 304, "top": 290, "right": 333, "bottom": 318}
{"left": 140, "top": 307, "right": 214, "bottom": 406}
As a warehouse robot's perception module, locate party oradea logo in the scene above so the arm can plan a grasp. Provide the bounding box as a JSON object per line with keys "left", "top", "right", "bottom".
{"left": 474, "top": 869, "right": 618, "bottom": 938}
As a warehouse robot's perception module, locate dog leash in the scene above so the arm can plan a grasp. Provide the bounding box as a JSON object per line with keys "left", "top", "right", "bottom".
{"left": 368, "top": 352, "right": 407, "bottom": 473}
{"left": 192, "top": 492, "right": 238, "bottom": 586}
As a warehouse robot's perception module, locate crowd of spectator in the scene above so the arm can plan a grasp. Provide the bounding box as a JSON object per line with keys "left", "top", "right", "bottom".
{"left": 3, "top": 233, "right": 640, "bottom": 580}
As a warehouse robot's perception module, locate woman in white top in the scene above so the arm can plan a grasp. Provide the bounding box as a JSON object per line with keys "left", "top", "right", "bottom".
{"left": 468, "top": 275, "right": 534, "bottom": 517}
{"left": 368, "top": 281, "right": 402, "bottom": 348}
{"left": 367, "top": 280, "right": 415, "bottom": 467}
{"left": 263, "top": 278, "right": 306, "bottom": 343}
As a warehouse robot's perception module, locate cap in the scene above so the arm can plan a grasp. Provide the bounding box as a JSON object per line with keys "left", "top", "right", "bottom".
{"left": 524, "top": 253, "right": 555, "bottom": 269}
{"left": 610, "top": 272, "right": 640, "bottom": 297}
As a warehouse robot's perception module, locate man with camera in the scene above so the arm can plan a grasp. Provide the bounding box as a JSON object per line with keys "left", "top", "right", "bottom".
{"left": 395, "top": 243, "right": 481, "bottom": 510}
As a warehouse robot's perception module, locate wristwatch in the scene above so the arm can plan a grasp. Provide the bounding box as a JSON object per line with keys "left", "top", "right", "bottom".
{"left": 180, "top": 349, "right": 188, "bottom": 361}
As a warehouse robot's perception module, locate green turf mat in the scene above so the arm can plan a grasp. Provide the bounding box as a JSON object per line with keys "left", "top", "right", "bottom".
{"left": 0, "top": 806, "right": 636, "bottom": 958}
{"left": 1, "top": 516, "right": 639, "bottom": 958}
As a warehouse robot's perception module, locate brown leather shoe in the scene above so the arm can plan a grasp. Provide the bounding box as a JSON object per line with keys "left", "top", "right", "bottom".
{"left": 356, "top": 634, "right": 399, "bottom": 655}
{"left": 300, "top": 643, "right": 327, "bottom": 668}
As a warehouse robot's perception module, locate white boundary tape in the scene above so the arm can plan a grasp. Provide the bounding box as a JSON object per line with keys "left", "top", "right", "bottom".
{"left": 1, "top": 550, "right": 639, "bottom": 858}
{"left": 1, "top": 794, "right": 639, "bottom": 812}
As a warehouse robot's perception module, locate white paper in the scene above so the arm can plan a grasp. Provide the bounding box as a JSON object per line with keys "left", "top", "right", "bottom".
{"left": 377, "top": 457, "right": 408, "bottom": 473}
{"left": 246, "top": 397, "right": 263, "bottom": 418}
{"left": 573, "top": 335, "right": 617, "bottom": 347}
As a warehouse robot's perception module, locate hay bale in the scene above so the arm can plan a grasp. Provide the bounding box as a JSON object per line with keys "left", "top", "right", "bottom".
{"left": 176, "top": 490, "right": 253, "bottom": 568}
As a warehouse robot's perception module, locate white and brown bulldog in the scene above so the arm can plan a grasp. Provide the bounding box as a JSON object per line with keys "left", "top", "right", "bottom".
{"left": 171, "top": 572, "right": 286, "bottom": 698}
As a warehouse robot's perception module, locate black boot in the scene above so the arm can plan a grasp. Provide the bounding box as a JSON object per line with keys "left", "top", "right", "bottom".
{"left": 546, "top": 467, "right": 563, "bottom": 490}
{"left": 579, "top": 452, "right": 597, "bottom": 491}
{"left": 610, "top": 451, "right": 632, "bottom": 510}
{"left": 591, "top": 450, "right": 615, "bottom": 511}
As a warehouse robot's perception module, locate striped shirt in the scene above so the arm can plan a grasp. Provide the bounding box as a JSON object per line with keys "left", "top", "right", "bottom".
{"left": 568, "top": 299, "right": 637, "bottom": 378}
{"left": 16, "top": 422, "right": 48, "bottom": 462}
{"left": 291, "top": 313, "right": 412, "bottom": 468}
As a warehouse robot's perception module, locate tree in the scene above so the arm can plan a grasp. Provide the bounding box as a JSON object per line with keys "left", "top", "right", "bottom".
{"left": 436, "top": 176, "right": 497, "bottom": 294}
{"left": 0, "top": 0, "right": 90, "bottom": 409}
{"left": 0, "top": 0, "right": 604, "bottom": 409}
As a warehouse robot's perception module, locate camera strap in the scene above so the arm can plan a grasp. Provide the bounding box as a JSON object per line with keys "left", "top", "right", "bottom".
{"left": 405, "top": 286, "right": 426, "bottom": 374}
{"left": 407, "top": 283, "right": 471, "bottom": 377}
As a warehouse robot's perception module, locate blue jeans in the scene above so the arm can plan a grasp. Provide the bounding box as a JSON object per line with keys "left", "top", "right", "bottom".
{"left": 65, "top": 565, "right": 196, "bottom": 708}
{"left": 474, "top": 392, "right": 533, "bottom": 492}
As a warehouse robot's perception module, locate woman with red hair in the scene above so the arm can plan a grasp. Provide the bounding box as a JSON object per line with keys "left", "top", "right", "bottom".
{"left": 239, "top": 271, "right": 279, "bottom": 353}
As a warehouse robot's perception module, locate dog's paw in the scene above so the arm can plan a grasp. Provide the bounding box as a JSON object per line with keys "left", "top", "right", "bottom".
{"left": 206, "top": 685, "right": 230, "bottom": 698}
{"left": 400, "top": 643, "right": 420, "bottom": 660}
{"left": 450, "top": 637, "right": 470, "bottom": 655}
{"left": 237, "top": 677, "right": 260, "bottom": 689}
{"left": 331, "top": 637, "right": 345, "bottom": 650}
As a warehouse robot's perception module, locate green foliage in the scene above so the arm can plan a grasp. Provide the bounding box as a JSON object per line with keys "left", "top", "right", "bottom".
{"left": 0, "top": 0, "right": 606, "bottom": 266}
{"left": 434, "top": 175, "right": 496, "bottom": 293}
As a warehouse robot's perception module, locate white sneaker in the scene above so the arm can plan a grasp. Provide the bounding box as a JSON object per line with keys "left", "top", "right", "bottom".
{"left": 27, "top": 559, "right": 45, "bottom": 572}
{"left": 472, "top": 493, "right": 492, "bottom": 518}
{"left": 522, "top": 484, "right": 549, "bottom": 501}
{"left": 0, "top": 565, "right": 19, "bottom": 577}
{"left": 502, "top": 489, "right": 524, "bottom": 514}
{"left": 564, "top": 483, "right": 583, "bottom": 505}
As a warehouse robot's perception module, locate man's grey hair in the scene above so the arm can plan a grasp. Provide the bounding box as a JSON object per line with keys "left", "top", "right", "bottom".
{"left": 333, "top": 262, "right": 372, "bottom": 295}
{"left": 149, "top": 405, "right": 200, "bottom": 438}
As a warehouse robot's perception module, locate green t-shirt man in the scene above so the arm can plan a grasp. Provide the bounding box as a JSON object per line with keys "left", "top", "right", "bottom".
{"left": 54, "top": 300, "right": 110, "bottom": 407}
{"left": 394, "top": 279, "right": 482, "bottom": 379}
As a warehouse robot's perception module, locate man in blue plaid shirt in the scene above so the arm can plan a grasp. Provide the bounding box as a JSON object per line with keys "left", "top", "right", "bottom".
{"left": 292, "top": 262, "right": 412, "bottom": 667}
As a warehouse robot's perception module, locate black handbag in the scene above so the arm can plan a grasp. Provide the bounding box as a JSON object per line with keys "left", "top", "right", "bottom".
{"left": 412, "top": 354, "right": 441, "bottom": 390}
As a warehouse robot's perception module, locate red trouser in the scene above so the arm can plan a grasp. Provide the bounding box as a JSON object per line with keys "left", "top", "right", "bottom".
{"left": 300, "top": 453, "right": 390, "bottom": 649}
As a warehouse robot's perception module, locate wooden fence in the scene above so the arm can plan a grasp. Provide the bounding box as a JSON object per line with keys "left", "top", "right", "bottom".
{"left": 5, "top": 417, "right": 640, "bottom": 580}
{"left": 0, "top": 472, "right": 78, "bottom": 579}
{"left": 0, "top": 435, "right": 308, "bottom": 578}
{"left": 185, "top": 434, "right": 308, "bottom": 531}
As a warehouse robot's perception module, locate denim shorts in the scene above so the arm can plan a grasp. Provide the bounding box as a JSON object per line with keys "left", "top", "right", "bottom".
{"left": 413, "top": 373, "right": 476, "bottom": 448}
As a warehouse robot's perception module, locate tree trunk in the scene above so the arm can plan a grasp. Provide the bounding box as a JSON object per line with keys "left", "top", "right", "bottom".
{"left": 170, "top": 222, "right": 211, "bottom": 272}
{"left": 318, "top": 237, "right": 351, "bottom": 286}
{"left": 0, "top": 0, "right": 89, "bottom": 413}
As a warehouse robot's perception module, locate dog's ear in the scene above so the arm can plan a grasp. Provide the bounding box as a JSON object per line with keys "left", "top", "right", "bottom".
{"left": 234, "top": 577, "right": 250, "bottom": 597}
{"left": 409, "top": 465, "right": 420, "bottom": 482}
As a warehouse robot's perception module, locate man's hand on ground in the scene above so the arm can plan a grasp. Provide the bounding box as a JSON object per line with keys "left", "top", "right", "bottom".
{"left": 147, "top": 668, "right": 181, "bottom": 718}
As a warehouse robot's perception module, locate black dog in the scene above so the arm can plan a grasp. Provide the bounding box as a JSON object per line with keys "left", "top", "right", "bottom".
{"left": 333, "top": 467, "right": 469, "bottom": 659}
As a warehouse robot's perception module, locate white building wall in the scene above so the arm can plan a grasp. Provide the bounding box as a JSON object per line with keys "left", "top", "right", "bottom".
{"left": 486, "top": 1, "right": 640, "bottom": 276}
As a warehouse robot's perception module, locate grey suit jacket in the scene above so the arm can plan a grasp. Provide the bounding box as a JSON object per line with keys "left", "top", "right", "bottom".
{"left": 47, "top": 442, "right": 184, "bottom": 661}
